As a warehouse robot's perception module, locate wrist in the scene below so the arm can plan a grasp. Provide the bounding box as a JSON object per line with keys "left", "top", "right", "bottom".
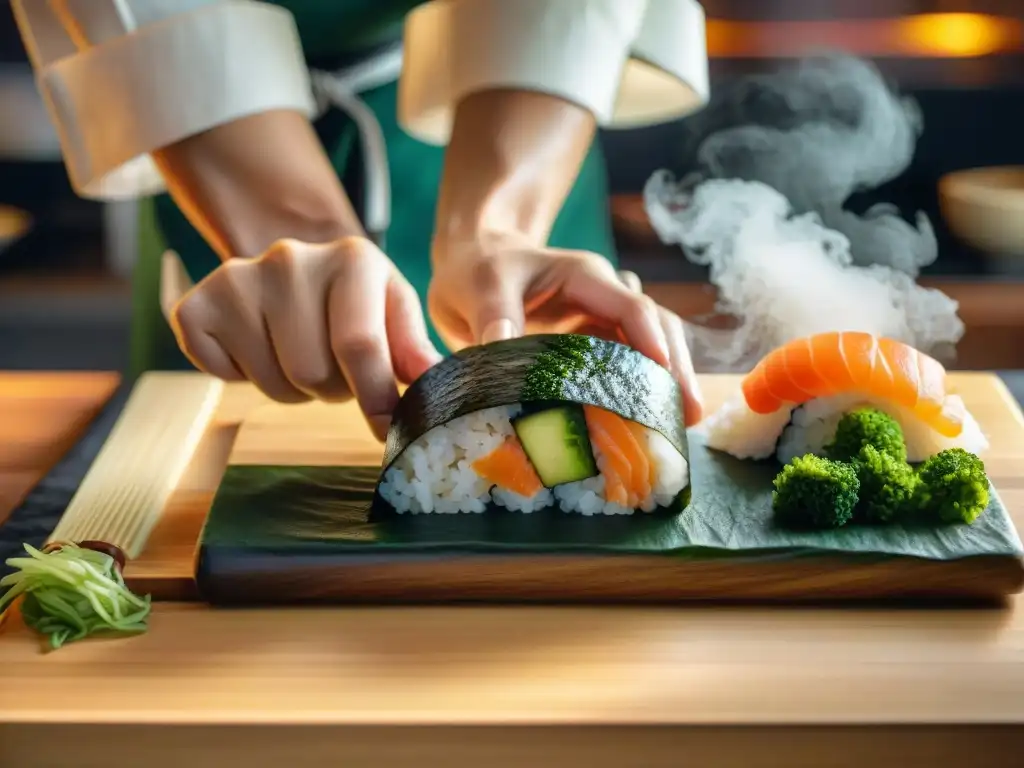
{"left": 223, "top": 192, "right": 364, "bottom": 260}
{"left": 432, "top": 89, "right": 595, "bottom": 267}
{"left": 153, "top": 111, "right": 365, "bottom": 262}
{"left": 431, "top": 226, "right": 534, "bottom": 268}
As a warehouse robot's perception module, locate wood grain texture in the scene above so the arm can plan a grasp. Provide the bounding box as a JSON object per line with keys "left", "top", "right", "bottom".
{"left": 47, "top": 373, "right": 223, "bottom": 559}
{"left": 197, "top": 552, "right": 1023, "bottom": 606}
{"left": 0, "top": 372, "right": 119, "bottom": 526}
{"left": 4, "top": 724, "right": 1024, "bottom": 768}
{"left": 2, "top": 373, "right": 1024, "bottom": 761}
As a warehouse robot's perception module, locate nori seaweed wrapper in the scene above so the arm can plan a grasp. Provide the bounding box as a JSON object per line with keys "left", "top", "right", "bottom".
{"left": 377, "top": 333, "right": 687, "bottom": 489}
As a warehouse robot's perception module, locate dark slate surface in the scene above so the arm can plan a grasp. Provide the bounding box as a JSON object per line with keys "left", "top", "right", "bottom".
{"left": 0, "top": 384, "right": 131, "bottom": 578}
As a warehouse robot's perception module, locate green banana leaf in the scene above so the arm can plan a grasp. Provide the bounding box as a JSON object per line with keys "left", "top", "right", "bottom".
{"left": 197, "top": 431, "right": 1022, "bottom": 572}
{"left": 195, "top": 333, "right": 1023, "bottom": 602}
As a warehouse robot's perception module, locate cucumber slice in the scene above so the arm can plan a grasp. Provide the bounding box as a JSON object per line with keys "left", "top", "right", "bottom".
{"left": 512, "top": 405, "right": 598, "bottom": 487}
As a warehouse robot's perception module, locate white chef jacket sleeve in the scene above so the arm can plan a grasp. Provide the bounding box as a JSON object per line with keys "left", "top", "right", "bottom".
{"left": 10, "top": 0, "right": 317, "bottom": 200}
{"left": 398, "top": 0, "right": 710, "bottom": 146}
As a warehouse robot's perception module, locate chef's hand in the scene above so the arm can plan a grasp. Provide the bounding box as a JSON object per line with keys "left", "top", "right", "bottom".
{"left": 428, "top": 233, "right": 704, "bottom": 425}
{"left": 162, "top": 237, "right": 442, "bottom": 441}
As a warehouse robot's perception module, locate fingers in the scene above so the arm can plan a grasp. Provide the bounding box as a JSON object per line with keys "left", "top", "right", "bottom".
{"left": 560, "top": 256, "right": 670, "bottom": 368}
{"left": 260, "top": 242, "right": 351, "bottom": 401}
{"left": 173, "top": 260, "right": 310, "bottom": 403}
{"left": 326, "top": 240, "right": 402, "bottom": 441}
{"left": 167, "top": 236, "right": 440, "bottom": 438}
{"left": 160, "top": 250, "right": 195, "bottom": 323}
{"left": 597, "top": 262, "right": 703, "bottom": 423}
{"left": 468, "top": 259, "right": 528, "bottom": 345}
{"left": 168, "top": 311, "right": 245, "bottom": 383}
{"left": 386, "top": 274, "right": 443, "bottom": 384}
{"left": 659, "top": 309, "right": 704, "bottom": 426}
{"left": 617, "top": 269, "right": 643, "bottom": 294}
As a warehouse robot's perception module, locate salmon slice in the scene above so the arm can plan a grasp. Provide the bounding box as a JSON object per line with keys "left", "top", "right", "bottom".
{"left": 758, "top": 331, "right": 848, "bottom": 406}
{"left": 741, "top": 363, "right": 778, "bottom": 415}
{"left": 471, "top": 437, "right": 543, "bottom": 497}
{"left": 780, "top": 339, "right": 831, "bottom": 401}
{"left": 626, "top": 421, "right": 657, "bottom": 497}
{"left": 582, "top": 409, "right": 632, "bottom": 506}
{"left": 588, "top": 421, "right": 631, "bottom": 507}
{"left": 583, "top": 405, "right": 651, "bottom": 504}
{"left": 740, "top": 331, "right": 962, "bottom": 437}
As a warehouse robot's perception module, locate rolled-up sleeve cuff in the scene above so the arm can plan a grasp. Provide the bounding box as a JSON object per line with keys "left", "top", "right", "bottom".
{"left": 398, "top": 0, "right": 710, "bottom": 146}
{"left": 37, "top": 1, "right": 316, "bottom": 200}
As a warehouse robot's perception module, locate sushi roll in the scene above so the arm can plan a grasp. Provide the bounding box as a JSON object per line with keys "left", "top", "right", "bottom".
{"left": 374, "top": 334, "right": 690, "bottom": 516}
{"left": 701, "top": 331, "right": 988, "bottom": 464}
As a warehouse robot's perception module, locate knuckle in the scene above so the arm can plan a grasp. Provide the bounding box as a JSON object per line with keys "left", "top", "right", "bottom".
{"left": 573, "top": 250, "right": 613, "bottom": 274}
{"left": 626, "top": 293, "right": 658, "bottom": 325}
{"left": 169, "top": 294, "right": 205, "bottom": 336}
{"left": 261, "top": 385, "right": 310, "bottom": 405}
{"left": 560, "top": 250, "right": 593, "bottom": 271}
{"left": 619, "top": 269, "right": 642, "bottom": 291}
{"left": 264, "top": 239, "right": 298, "bottom": 261}
{"left": 332, "top": 331, "right": 385, "bottom": 362}
{"left": 219, "top": 257, "right": 254, "bottom": 289}
{"left": 259, "top": 241, "right": 300, "bottom": 273}
{"left": 470, "top": 258, "right": 503, "bottom": 291}
{"left": 661, "top": 306, "right": 682, "bottom": 327}
{"left": 332, "top": 235, "right": 371, "bottom": 263}
{"left": 286, "top": 363, "right": 336, "bottom": 393}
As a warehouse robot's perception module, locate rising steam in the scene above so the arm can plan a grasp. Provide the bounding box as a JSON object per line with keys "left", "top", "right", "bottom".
{"left": 644, "top": 54, "right": 964, "bottom": 372}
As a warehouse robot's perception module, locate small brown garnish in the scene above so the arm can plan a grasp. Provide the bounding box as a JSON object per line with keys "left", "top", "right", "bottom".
{"left": 42, "top": 539, "right": 126, "bottom": 575}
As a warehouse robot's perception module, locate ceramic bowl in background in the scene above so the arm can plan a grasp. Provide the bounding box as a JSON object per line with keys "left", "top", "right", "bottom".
{"left": 939, "top": 166, "right": 1024, "bottom": 261}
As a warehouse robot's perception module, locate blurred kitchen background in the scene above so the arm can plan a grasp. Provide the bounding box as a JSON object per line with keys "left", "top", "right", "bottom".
{"left": 1, "top": 0, "right": 1023, "bottom": 372}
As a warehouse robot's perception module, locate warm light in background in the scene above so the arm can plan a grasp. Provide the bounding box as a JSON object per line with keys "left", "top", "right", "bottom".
{"left": 895, "top": 13, "right": 1015, "bottom": 58}
{"left": 705, "top": 13, "right": 1023, "bottom": 59}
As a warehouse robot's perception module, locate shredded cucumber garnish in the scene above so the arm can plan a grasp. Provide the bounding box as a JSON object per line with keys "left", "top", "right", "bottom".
{"left": 0, "top": 543, "right": 151, "bottom": 650}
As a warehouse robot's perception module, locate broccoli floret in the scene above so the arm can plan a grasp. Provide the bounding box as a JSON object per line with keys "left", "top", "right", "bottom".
{"left": 772, "top": 454, "right": 860, "bottom": 529}
{"left": 913, "top": 448, "right": 990, "bottom": 525}
{"left": 851, "top": 444, "right": 920, "bottom": 524}
{"left": 826, "top": 408, "right": 907, "bottom": 463}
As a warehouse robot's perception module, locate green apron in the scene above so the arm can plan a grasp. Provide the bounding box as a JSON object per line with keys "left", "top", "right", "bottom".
{"left": 129, "top": 0, "right": 618, "bottom": 378}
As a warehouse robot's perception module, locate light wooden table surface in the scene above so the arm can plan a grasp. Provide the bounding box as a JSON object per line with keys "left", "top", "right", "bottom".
{"left": 1, "top": 372, "right": 1024, "bottom": 767}
{"left": 0, "top": 371, "right": 119, "bottom": 526}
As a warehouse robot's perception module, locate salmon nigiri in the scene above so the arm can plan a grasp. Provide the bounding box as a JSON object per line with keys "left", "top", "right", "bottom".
{"left": 741, "top": 331, "right": 960, "bottom": 437}
{"left": 702, "top": 332, "right": 988, "bottom": 464}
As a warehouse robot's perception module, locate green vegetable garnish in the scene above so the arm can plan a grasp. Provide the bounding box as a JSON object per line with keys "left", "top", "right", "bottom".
{"left": 772, "top": 454, "right": 860, "bottom": 529}
{"left": 913, "top": 448, "right": 990, "bottom": 525}
{"left": 826, "top": 408, "right": 907, "bottom": 463}
{"left": 0, "top": 543, "right": 151, "bottom": 651}
{"left": 851, "top": 444, "right": 920, "bottom": 524}
{"left": 521, "top": 334, "right": 610, "bottom": 401}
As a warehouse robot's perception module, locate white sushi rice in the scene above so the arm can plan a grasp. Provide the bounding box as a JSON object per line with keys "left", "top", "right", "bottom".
{"left": 700, "top": 392, "right": 989, "bottom": 464}
{"left": 698, "top": 395, "right": 795, "bottom": 460}
{"left": 376, "top": 405, "right": 689, "bottom": 515}
{"left": 554, "top": 428, "right": 688, "bottom": 516}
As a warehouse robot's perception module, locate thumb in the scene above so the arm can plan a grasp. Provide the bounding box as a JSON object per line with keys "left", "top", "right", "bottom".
{"left": 159, "top": 249, "right": 195, "bottom": 323}
{"left": 470, "top": 262, "right": 528, "bottom": 346}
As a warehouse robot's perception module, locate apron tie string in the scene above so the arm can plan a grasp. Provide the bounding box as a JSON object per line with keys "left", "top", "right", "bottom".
{"left": 310, "top": 42, "right": 403, "bottom": 248}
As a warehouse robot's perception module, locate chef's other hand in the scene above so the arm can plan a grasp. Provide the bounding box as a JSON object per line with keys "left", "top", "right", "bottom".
{"left": 428, "top": 233, "right": 703, "bottom": 426}
{"left": 162, "top": 238, "right": 442, "bottom": 441}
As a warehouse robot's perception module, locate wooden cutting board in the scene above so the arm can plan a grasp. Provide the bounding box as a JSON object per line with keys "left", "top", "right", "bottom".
{"left": 36, "top": 371, "right": 1024, "bottom": 603}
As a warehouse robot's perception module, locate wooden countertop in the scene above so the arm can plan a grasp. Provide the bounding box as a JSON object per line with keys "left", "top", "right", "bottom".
{"left": 0, "top": 371, "right": 119, "bottom": 526}
{"left": 2, "top": 372, "right": 1024, "bottom": 767}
